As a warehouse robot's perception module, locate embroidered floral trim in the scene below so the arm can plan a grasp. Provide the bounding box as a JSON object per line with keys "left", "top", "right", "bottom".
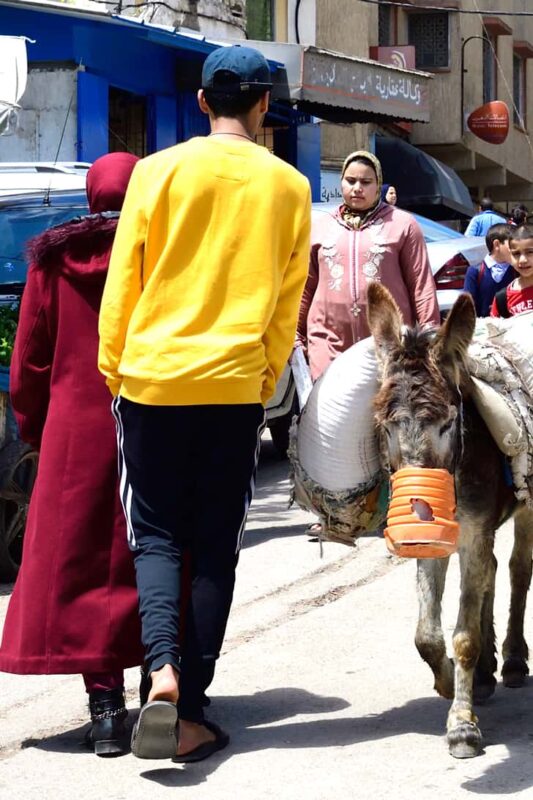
{"left": 322, "top": 240, "right": 344, "bottom": 292}
{"left": 361, "top": 219, "right": 389, "bottom": 280}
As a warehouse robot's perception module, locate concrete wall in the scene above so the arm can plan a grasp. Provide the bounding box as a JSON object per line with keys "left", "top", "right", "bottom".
{"left": 314, "top": 1, "right": 376, "bottom": 168}
{"left": 320, "top": 121, "right": 370, "bottom": 169}
{"left": 0, "top": 67, "right": 77, "bottom": 161}
{"left": 316, "top": 0, "right": 374, "bottom": 59}
{"left": 284, "top": 0, "right": 533, "bottom": 204}
{"left": 409, "top": 11, "right": 462, "bottom": 145}
{"left": 409, "top": 0, "right": 533, "bottom": 205}
{"left": 129, "top": 0, "right": 246, "bottom": 36}
{"left": 286, "top": 0, "right": 316, "bottom": 44}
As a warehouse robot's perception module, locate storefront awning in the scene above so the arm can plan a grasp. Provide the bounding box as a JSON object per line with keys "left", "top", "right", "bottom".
{"left": 375, "top": 136, "right": 475, "bottom": 220}
{"left": 245, "top": 41, "right": 431, "bottom": 124}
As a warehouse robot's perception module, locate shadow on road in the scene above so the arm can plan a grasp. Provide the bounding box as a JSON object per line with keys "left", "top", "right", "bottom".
{"left": 21, "top": 682, "right": 533, "bottom": 793}
{"left": 140, "top": 686, "right": 351, "bottom": 786}
{"left": 459, "top": 676, "right": 533, "bottom": 795}
{"left": 242, "top": 522, "right": 309, "bottom": 549}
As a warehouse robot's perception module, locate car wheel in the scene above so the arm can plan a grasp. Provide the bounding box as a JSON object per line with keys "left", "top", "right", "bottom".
{"left": 0, "top": 441, "right": 38, "bottom": 582}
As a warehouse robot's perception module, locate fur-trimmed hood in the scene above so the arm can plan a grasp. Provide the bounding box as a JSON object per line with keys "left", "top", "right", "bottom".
{"left": 26, "top": 152, "right": 139, "bottom": 283}
{"left": 27, "top": 213, "right": 120, "bottom": 283}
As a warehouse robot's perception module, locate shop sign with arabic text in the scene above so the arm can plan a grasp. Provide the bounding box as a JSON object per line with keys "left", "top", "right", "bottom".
{"left": 301, "top": 50, "right": 430, "bottom": 122}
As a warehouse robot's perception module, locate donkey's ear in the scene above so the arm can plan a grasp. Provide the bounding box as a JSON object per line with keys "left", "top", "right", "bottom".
{"left": 367, "top": 281, "right": 402, "bottom": 360}
{"left": 433, "top": 292, "right": 476, "bottom": 372}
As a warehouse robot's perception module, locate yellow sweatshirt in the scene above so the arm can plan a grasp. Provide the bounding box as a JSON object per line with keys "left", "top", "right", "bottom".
{"left": 98, "top": 137, "right": 311, "bottom": 406}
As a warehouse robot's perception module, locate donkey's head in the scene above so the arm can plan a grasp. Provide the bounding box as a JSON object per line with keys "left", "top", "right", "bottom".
{"left": 367, "top": 283, "right": 475, "bottom": 474}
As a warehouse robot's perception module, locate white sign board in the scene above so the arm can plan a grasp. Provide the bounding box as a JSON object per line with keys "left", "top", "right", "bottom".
{"left": 320, "top": 170, "right": 343, "bottom": 204}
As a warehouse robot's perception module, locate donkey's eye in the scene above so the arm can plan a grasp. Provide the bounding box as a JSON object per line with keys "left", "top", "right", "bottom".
{"left": 439, "top": 420, "right": 454, "bottom": 436}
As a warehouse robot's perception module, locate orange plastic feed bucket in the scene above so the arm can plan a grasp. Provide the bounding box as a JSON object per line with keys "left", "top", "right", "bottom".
{"left": 384, "top": 467, "right": 459, "bottom": 558}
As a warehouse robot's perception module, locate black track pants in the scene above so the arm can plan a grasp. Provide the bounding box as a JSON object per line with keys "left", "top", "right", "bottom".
{"left": 112, "top": 397, "right": 265, "bottom": 722}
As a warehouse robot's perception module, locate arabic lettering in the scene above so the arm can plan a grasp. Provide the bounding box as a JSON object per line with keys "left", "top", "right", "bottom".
{"left": 320, "top": 185, "right": 343, "bottom": 203}
{"left": 307, "top": 58, "right": 424, "bottom": 108}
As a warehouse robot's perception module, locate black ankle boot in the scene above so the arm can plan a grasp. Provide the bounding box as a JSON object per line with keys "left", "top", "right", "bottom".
{"left": 86, "top": 688, "right": 128, "bottom": 757}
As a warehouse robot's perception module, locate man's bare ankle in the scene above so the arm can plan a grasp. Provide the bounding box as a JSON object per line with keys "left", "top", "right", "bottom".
{"left": 148, "top": 663, "right": 179, "bottom": 703}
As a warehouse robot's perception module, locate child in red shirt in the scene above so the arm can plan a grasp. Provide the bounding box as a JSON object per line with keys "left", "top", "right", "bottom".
{"left": 490, "top": 224, "right": 533, "bottom": 317}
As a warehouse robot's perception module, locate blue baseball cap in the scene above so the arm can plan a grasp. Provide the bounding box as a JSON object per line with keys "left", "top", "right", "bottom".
{"left": 202, "top": 45, "right": 272, "bottom": 93}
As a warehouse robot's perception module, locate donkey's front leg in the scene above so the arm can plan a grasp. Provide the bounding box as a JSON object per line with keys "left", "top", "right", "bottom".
{"left": 415, "top": 557, "right": 454, "bottom": 699}
{"left": 447, "top": 529, "right": 494, "bottom": 759}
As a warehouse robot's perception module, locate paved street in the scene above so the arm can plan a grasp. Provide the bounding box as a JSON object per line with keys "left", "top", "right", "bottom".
{"left": 1, "top": 434, "right": 533, "bottom": 799}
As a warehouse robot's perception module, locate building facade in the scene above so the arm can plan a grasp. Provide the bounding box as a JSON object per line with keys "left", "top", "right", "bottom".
{"left": 250, "top": 0, "right": 533, "bottom": 213}
{"left": 0, "top": 0, "right": 323, "bottom": 195}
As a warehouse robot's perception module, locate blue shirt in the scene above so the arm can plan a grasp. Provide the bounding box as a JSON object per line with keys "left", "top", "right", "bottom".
{"left": 464, "top": 210, "right": 507, "bottom": 237}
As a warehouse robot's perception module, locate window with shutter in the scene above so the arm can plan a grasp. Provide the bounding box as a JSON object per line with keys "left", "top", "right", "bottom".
{"left": 408, "top": 12, "right": 450, "bottom": 70}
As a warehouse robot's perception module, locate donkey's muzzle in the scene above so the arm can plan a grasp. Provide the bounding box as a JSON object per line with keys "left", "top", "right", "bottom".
{"left": 384, "top": 467, "right": 459, "bottom": 558}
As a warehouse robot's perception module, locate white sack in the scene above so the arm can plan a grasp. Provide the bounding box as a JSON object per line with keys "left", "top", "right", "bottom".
{"left": 296, "top": 336, "right": 381, "bottom": 492}
{"left": 470, "top": 311, "right": 533, "bottom": 397}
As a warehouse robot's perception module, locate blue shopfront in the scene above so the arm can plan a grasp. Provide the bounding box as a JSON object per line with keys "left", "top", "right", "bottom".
{"left": 0, "top": 0, "right": 321, "bottom": 197}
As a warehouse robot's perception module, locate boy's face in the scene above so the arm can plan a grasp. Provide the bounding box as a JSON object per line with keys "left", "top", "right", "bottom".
{"left": 509, "top": 237, "right": 533, "bottom": 283}
{"left": 493, "top": 238, "right": 511, "bottom": 263}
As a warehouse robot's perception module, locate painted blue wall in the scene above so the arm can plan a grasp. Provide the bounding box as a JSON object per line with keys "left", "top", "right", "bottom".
{"left": 77, "top": 71, "right": 108, "bottom": 162}
{"left": 0, "top": 5, "right": 208, "bottom": 159}
{"left": 297, "top": 123, "right": 321, "bottom": 202}
{"left": 0, "top": 6, "right": 202, "bottom": 94}
{"left": 0, "top": 4, "right": 318, "bottom": 178}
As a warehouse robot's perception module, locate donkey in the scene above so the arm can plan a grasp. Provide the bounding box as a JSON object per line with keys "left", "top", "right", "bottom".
{"left": 366, "top": 282, "right": 533, "bottom": 758}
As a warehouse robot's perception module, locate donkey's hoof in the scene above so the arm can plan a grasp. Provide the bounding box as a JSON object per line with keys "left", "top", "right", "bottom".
{"left": 502, "top": 657, "right": 529, "bottom": 688}
{"left": 448, "top": 723, "right": 482, "bottom": 759}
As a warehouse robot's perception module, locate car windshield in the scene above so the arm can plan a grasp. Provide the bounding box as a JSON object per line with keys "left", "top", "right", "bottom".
{"left": 0, "top": 197, "right": 88, "bottom": 285}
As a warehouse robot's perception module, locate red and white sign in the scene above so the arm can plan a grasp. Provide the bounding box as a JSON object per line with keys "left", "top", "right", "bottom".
{"left": 368, "top": 46, "right": 416, "bottom": 71}
{"left": 467, "top": 101, "right": 510, "bottom": 145}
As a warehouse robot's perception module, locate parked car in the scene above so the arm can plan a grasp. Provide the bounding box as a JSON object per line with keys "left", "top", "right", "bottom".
{"left": 0, "top": 162, "right": 90, "bottom": 197}
{"left": 0, "top": 188, "right": 89, "bottom": 290}
{"left": 410, "top": 212, "right": 487, "bottom": 315}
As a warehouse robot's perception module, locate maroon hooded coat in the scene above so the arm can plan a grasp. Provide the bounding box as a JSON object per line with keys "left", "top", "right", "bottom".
{"left": 0, "top": 154, "right": 144, "bottom": 674}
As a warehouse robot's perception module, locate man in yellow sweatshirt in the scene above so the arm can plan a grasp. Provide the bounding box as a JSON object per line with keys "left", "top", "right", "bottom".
{"left": 98, "top": 44, "right": 311, "bottom": 762}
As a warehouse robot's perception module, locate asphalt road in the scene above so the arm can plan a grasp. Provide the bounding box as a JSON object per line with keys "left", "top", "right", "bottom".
{"left": 1, "top": 434, "right": 532, "bottom": 799}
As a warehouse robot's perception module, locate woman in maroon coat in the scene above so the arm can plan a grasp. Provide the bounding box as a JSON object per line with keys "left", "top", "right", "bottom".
{"left": 0, "top": 153, "right": 144, "bottom": 756}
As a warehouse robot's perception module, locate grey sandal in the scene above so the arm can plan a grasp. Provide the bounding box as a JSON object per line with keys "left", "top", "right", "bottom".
{"left": 130, "top": 700, "right": 178, "bottom": 759}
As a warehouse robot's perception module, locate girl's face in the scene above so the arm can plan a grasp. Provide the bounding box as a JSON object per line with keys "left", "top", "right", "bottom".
{"left": 386, "top": 186, "right": 397, "bottom": 205}
{"left": 341, "top": 161, "right": 379, "bottom": 212}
